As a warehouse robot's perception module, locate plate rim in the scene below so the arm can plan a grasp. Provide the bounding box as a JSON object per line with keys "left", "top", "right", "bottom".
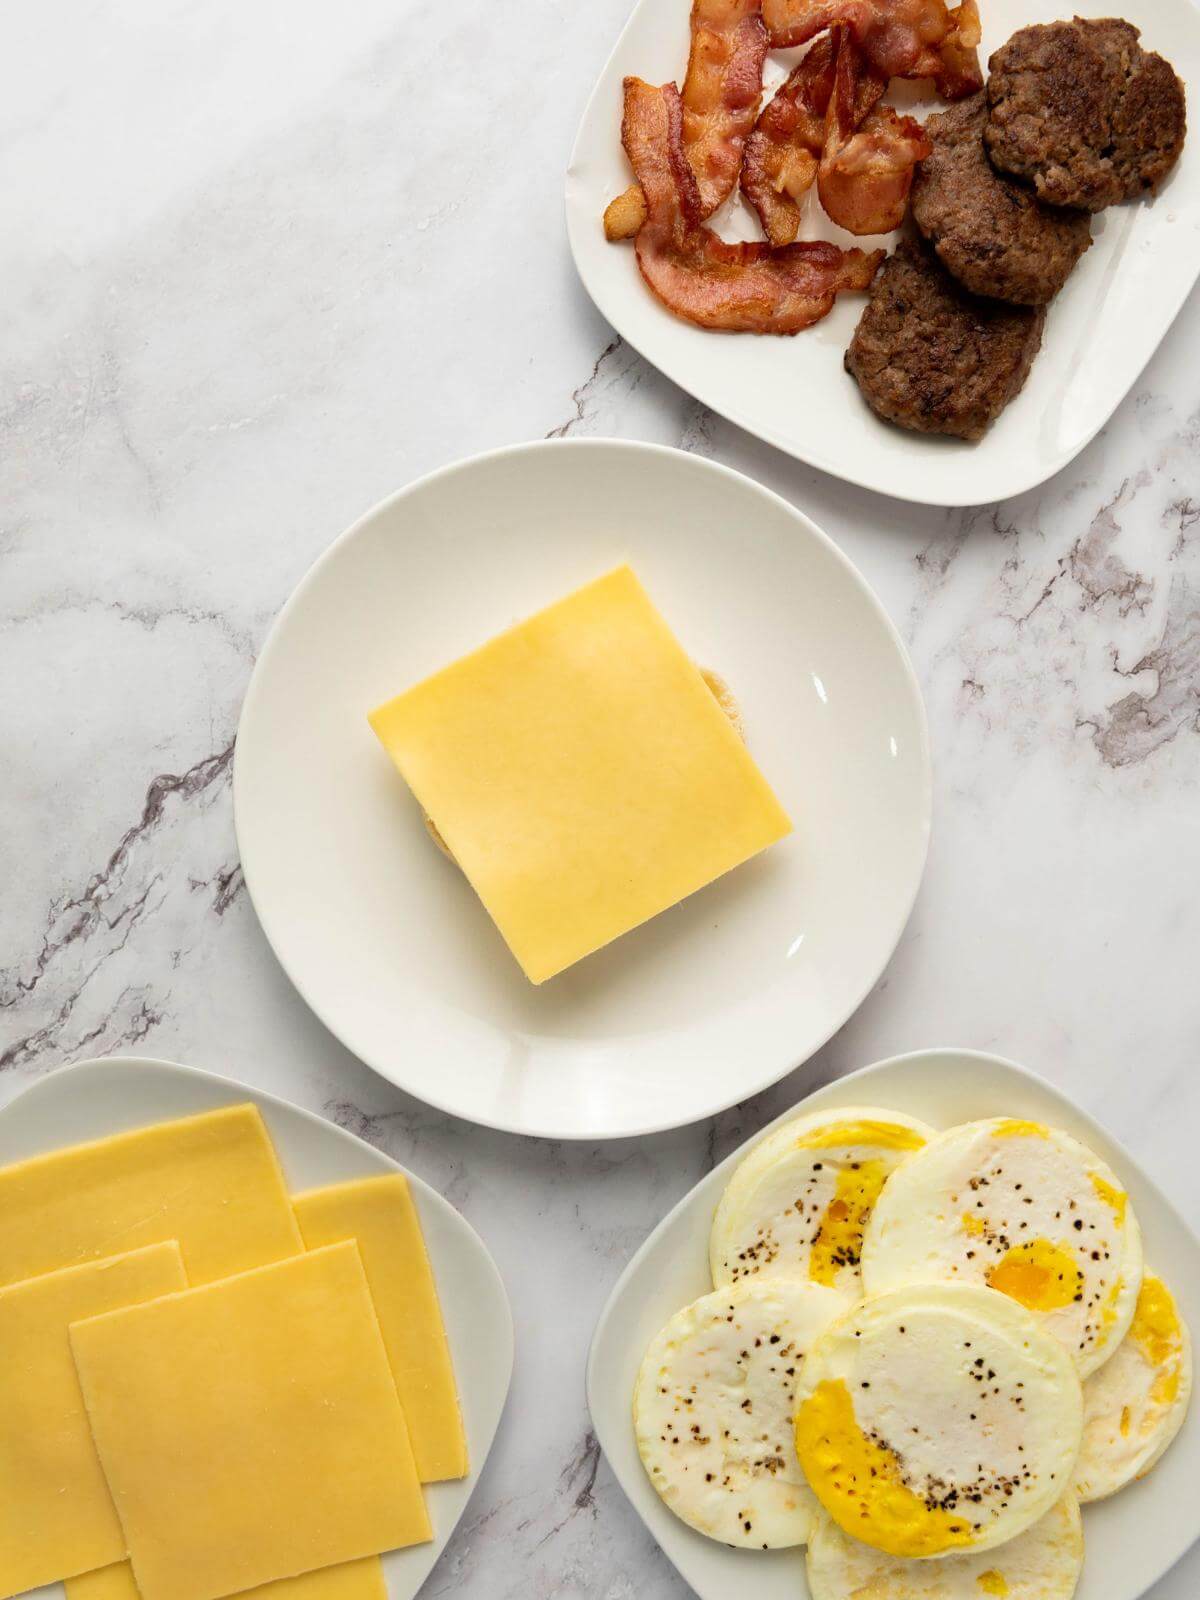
{"left": 0, "top": 1051, "right": 515, "bottom": 1600}
{"left": 234, "top": 436, "right": 933, "bottom": 1142}
{"left": 585, "top": 1044, "right": 1200, "bottom": 1600}
{"left": 563, "top": 0, "right": 1200, "bottom": 508}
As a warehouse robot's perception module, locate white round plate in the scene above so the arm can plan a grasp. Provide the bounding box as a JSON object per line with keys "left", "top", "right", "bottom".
{"left": 0, "top": 1055, "right": 513, "bottom": 1600}
{"left": 566, "top": 0, "right": 1200, "bottom": 507}
{"left": 587, "top": 1048, "right": 1200, "bottom": 1600}
{"left": 235, "top": 440, "right": 930, "bottom": 1140}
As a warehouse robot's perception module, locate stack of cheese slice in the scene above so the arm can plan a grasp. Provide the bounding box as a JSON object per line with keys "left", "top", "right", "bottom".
{"left": 0, "top": 1104, "right": 465, "bottom": 1600}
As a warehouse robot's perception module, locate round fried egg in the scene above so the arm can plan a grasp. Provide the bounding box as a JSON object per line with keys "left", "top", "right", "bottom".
{"left": 793, "top": 1284, "right": 1083, "bottom": 1559}
{"left": 710, "top": 1107, "right": 935, "bottom": 1294}
{"left": 1072, "top": 1270, "right": 1192, "bottom": 1501}
{"left": 806, "top": 1495, "right": 1084, "bottom": 1599}
{"left": 861, "top": 1119, "right": 1143, "bottom": 1377}
{"left": 634, "top": 1276, "right": 852, "bottom": 1547}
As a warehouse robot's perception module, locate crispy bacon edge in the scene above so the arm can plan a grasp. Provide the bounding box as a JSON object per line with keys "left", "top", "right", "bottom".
{"left": 817, "top": 27, "right": 931, "bottom": 234}
{"left": 621, "top": 76, "right": 882, "bottom": 334}
{"left": 926, "top": 0, "right": 982, "bottom": 99}
{"left": 605, "top": 0, "right": 769, "bottom": 241}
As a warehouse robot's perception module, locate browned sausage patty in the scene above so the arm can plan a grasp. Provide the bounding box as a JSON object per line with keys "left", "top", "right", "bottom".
{"left": 911, "top": 95, "right": 1092, "bottom": 304}
{"left": 845, "top": 240, "right": 1046, "bottom": 441}
{"left": 985, "top": 18, "right": 1187, "bottom": 211}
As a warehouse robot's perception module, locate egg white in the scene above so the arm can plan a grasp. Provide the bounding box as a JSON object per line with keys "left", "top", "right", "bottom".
{"left": 1073, "top": 1270, "right": 1192, "bottom": 1501}
{"left": 806, "top": 1495, "right": 1084, "bottom": 1599}
{"left": 633, "top": 1276, "right": 852, "bottom": 1547}
{"left": 861, "top": 1119, "right": 1143, "bottom": 1378}
{"left": 793, "top": 1283, "right": 1083, "bottom": 1559}
{"left": 710, "top": 1106, "right": 935, "bottom": 1295}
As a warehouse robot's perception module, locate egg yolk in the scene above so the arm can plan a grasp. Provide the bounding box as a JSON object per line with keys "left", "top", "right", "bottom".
{"left": 809, "top": 1160, "right": 889, "bottom": 1286}
{"left": 986, "top": 1239, "right": 1083, "bottom": 1312}
{"left": 794, "top": 1120, "right": 927, "bottom": 1153}
{"left": 794, "top": 1379, "right": 975, "bottom": 1558}
{"left": 1098, "top": 1273, "right": 1125, "bottom": 1339}
{"left": 977, "top": 1573, "right": 1009, "bottom": 1596}
{"left": 1132, "top": 1276, "right": 1183, "bottom": 1405}
{"left": 1090, "top": 1172, "right": 1128, "bottom": 1223}
{"left": 991, "top": 1120, "right": 1049, "bottom": 1140}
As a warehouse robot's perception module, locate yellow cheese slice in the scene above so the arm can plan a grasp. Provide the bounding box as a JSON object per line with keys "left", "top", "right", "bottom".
{"left": 70, "top": 1242, "right": 430, "bottom": 1600}
{"left": 67, "top": 1557, "right": 386, "bottom": 1600}
{"left": 0, "top": 1242, "right": 187, "bottom": 1599}
{"left": 368, "top": 565, "right": 792, "bottom": 983}
{"left": 293, "top": 1175, "right": 467, "bottom": 1482}
{"left": 67, "top": 1564, "right": 142, "bottom": 1600}
{"left": 0, "top": 1104, "right": 302, "bottom": 1288}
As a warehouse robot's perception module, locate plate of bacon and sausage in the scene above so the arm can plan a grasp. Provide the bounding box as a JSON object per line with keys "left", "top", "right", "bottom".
{"left": 566, "top": 0, "right": 1200, "bottom": 505}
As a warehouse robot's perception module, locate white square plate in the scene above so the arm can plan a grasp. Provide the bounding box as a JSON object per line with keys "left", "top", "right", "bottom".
{"left": 586, "top": 1048, "right": 1200, "bottom": 1599}
{"left": 566, "top": 0, "right": 1200, "bottom": 506}
{"left": 0, "top": 1055, "right": 514, "bottom": 1600}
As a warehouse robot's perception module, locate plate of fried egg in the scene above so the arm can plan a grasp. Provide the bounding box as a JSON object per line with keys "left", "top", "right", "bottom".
{"left": 587, "top": 1047, "right": 1197, "bottom": 1600}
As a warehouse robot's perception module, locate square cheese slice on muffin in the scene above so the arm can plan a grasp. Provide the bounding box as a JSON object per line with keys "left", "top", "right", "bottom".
{"left": 368, "top": 565, "right": 791, "bottom": 983}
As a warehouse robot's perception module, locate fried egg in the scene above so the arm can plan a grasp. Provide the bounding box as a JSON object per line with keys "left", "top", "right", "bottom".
{"left": 793, "top": 1284, "right": 1083, "bottom": 1559}
{"left": 633, "top": 1276, "right": 852, "bottom": 1547}
{"left": 860, "top": 1119, "right": 1143, "bottom": 1377}
{"left": 710, "top": 1107, "right": 935, "bottom": 1294}
{"left": 1072, "top": 1270, "right": 1192, "bottom": 1501}
{"left": 806, "top": 1495, "right": 1084, "bottom": 1599}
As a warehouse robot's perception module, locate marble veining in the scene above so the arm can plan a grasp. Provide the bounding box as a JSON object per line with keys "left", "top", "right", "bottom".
{"left": 1, "top": 2, "right": 1199, "bottom": 1595}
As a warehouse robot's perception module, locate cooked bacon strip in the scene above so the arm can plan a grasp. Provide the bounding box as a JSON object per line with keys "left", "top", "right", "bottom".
{"left": 622, "top": 76, "right": 882, "bottom": 333}
{"left": 682, "top": 0, "right": 771, "bottom": 211}
{"left": 762, "top": 0, "right": 948, "bottom": 68}
{"left": 743, "top": 26, "right": 918, "bottom": 243}
{"left": 817, "top": 27, "right": 930, "bottom": 233}
{"left": 760, "top": 0, "right": 981, "bottom": 97}
{"left": 605, "top": 0, "right": 768, "bottom": 240}
{"left": 740, "top": 33, "right": 838, "bottom": 245}
{"left": 819, "top": 104, "right": 930, "bottom": 232}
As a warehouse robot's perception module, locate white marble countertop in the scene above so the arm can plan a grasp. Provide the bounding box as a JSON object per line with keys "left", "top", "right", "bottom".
{"left": 2, "top": 3, "right": 1198, "bottom": 1596}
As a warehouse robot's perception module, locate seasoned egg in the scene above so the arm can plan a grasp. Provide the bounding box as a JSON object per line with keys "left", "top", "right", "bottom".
{"left": 710, "top": 1107, "right": 935, "bottom": 1294}
{"left": 793, "top": 1284, "right": 1083, "bottom": 1559}
{"left": 1072, "top": 1270, "right": 1192, "bottom": 1501}
{"left": 806, "top": 1495, "right": 1084, "bottom": 1599}
{"left": 861, "top": 1119, "right": 1143, "bottom": 1377}
{"left": 633, "top": 1277, "right": 852, "bottom": 1547}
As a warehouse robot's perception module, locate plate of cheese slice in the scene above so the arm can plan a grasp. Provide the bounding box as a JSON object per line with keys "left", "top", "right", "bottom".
{"left": 234, "top": 439, "right": 930, "bottom": 1141}
{"left": 587, "top": 1047, "right": 1199, "bottom": 1600}
{"left": 0, "top": 1054, "right": 513, "bottom": 1600}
